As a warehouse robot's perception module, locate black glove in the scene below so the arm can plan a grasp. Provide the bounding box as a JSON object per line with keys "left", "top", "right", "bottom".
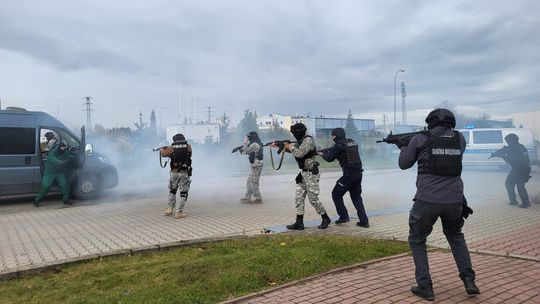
{"left": 462, "top": 198, "right": 473, "bottom": 219}
{"left": 295, "top": 173, "right": 303, "bottom": 184}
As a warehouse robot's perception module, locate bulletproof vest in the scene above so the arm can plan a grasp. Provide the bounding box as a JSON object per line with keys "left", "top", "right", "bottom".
{"left": 341, "top": 139, "right": 362, "bottom": 170}
{"left": 295, "top": 135, "right": 317, "bottom": 169}
{"left": 170, "top": 140, "right": 191, "bottom": 171}
{"left": 507, "top": 144, "right": 531, "bottom": 173}
{"left": 418, "top": 130, "right": 462, "bottom": 176}
{"left": 248, "top": 141, "right": 264, "bottom": 164}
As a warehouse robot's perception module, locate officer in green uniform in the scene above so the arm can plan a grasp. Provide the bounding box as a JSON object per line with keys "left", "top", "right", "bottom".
{"left": 34, "top": 143, "right": 74, "bottom": 207}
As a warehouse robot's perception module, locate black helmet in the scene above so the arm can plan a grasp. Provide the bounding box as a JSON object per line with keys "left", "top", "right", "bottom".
{"left": 173, "top": 133, "right": 186, "bottom": 142}
{"left": 331, "top": 127, "right": 346, "bottom": 138}
{"left": 425, "top": 108, "right": 456, "bottom": 130}
{"left": 290, "top": 123, "right": 307, "bottom": 140}
{"left": 504, "top": 133, "right": 519, "bottom": 145}
{"left": 44, "top": 131, "right": 55, "bottom": 140}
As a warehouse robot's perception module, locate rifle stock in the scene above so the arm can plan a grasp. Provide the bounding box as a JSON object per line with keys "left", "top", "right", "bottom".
{"left": 377, "top": 130, "right": 426, "bottom": 146}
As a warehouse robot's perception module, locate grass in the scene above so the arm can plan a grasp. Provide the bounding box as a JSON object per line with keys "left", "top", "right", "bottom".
{"left": 0, "top": 235, "right": 409, "bottom": 304}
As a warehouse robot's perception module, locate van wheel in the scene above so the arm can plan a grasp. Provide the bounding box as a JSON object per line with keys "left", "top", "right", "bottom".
{"left": 76, "top": 175, "right": 99, "bottom": 199}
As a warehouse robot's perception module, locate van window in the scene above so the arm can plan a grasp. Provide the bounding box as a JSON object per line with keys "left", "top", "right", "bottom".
{"left": 462, "top": 131, "right": 470, "bottom": 144}
{"left": 473, "top": 130, "right": 503, "bottom": 144}
{"left": 0, "top": 127, "right": 36, "bottom": 154}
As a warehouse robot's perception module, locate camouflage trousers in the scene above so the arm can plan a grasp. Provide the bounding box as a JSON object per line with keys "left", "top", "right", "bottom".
{"left": 245, "top": 161, "right": 263, "bottom": 200}
{"left": 168, "top": 171, "right": 191, "bottom": 212}
{"left": 295, "top": 170, "right": 326, "bottom": 215}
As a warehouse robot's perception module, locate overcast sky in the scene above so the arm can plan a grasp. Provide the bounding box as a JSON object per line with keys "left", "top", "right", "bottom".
{"left": 1, "top": 0, "right": 539, "bottom": 129}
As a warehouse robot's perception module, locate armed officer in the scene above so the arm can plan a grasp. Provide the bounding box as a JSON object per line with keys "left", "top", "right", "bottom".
{"left": 320, "top": 127, "right": 369, "bottom": 228}
{"left": 491, "top": 133, "right": 531, "bottom": 208}
{"left": 398, "top": 109, "right": 479, "bottom": 301}
{"left": 239, "top": 131, "right": 264, "bottom": 204}
{"left": 280, "top": 123, "right": 331, "bottom": 230}
{"left": 160, "top": 133, "right": 192, "bottom": 219}
{"left": 34, "top": 143, "right": 75, "bottom": 207}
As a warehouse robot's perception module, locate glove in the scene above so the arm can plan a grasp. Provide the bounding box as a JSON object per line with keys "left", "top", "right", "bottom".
{"left": 295, "top": 173, "right": 303, "bottom": 184}
{"left": 396, "top": 138, "right": 409, "bottom": 149}
{"left": 462, "top": 198, "right": 473, "bottom": 219}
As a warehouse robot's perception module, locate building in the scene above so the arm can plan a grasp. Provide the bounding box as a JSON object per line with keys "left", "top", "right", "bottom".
{"left": 166, "top": 123, "right": 220, "bottom": 144}
{"left": 256, "top": 114, "right": 288, "bottom": 130}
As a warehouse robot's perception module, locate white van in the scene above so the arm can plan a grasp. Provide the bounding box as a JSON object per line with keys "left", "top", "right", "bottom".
{"left": 457, "top": 128, "right": 538, "bottom": 167}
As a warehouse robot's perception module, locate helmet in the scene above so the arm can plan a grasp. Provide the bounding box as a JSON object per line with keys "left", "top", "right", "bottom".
{"left": 504, "top": 133, "right": 519, "bottom": 145}
{"left": 425, "top": 108, "right": 456, "bottom": 130}
{"left": 173, "top": 133, "right": 186, "bottom": 142}
{"left": 290, "top": 123, "right": 307, "bottom": 140}
{"left": 44, "top": 132, "right": 55, "bottom": 140}
{"left": 331, "top": 127, "right": 346, "bottom": 138}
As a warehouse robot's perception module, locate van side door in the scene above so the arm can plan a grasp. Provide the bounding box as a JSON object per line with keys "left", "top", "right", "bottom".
{"left": 0, "top": 126, "right": 39, "bottom": 195}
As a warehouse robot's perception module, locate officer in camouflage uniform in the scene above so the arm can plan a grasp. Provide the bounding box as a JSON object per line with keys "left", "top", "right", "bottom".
{"left": 160, "top": 133, "right": 192, "bottom": 219}
{"left": 282, "top": 123, "right": 331, "bottom": 230}
{"left": 240, "top": 131, "right": 264, "bottom": 204}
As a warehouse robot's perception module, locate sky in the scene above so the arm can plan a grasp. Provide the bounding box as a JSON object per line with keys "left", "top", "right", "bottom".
{"left": 1, "top": 0, "right": 539, "bottom": 129}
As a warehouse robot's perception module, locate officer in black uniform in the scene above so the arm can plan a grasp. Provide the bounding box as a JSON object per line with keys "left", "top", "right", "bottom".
{"left": 490, "top": 133, "right": 531, "bottom": 208}
{"left": 398, "top": 108, "right": 479, "bottom": 301}
{"left": 320, "top": 127, "right": 369, "bottom": 227}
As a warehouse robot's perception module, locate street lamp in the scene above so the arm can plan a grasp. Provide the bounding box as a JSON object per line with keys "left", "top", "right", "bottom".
{"left": 394, "top": 69, "right": 405, "bottom": 126}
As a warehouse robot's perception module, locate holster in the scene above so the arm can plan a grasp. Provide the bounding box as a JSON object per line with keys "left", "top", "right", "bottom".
{"left": 295, "top": 172, "right": 303, "bottom": 184}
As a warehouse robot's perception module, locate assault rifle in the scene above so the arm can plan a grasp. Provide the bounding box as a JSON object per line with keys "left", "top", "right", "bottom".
{"left": 231, "top": 145, "right": 243, "bottom": 153}
{"left": 489, "top": 146, "right": 508, "bottom": 159}
{"left": 152, "top": 146, "right": 169, "bottom": 168}
{"left": 376, "top": 130, "right": 427, "bottom": 147}
{"left": 263, "top": 140, "right": 296, "bottom": 154}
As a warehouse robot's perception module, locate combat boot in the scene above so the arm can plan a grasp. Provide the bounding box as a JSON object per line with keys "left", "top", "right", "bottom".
{"left": 335, "top": 218, "right": 350, "bottom": 224}
{"left": 411, "top": 284, "right": 434, "bottom": 301}
{"left": 175, "top": 211, "right": 187, "bottom": 219}
{"left": 240, "top": 198, "right": 251, "bottom": 203}
{"left": 286, "top": 215, "right": 305, "bottom": 230}
{"left": 33, "top": 200, "right": 40, "bottom": 207}
{"left": 252, "top": 199, "right": 263, "bottom": 204}
{"left": 165, "top": 207, "right": 173, "bottom": 215}
{"left": 463, "top": 277, "right": 480, "bottom": 295}
{"left": 318, "top": 213, "right": 331, "bottom": 229}
{"left": 63, "top": 200, "right": 72, "bottom": 205}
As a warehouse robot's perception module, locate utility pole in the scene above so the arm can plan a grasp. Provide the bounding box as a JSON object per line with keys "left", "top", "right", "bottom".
{"left": 206, "top": 106, "right": 214, "bottom": 124}
{"left": 82, "top": 96, "right": 93, "bottom": 131}
{"left": 383, "top": 114, "right": 387, "bottom": 133}
{"left": 139, "top": 110, "right": 143, "bottom": 127}
{"left": 401, "top": 82, "right": 407, "bottom": 125}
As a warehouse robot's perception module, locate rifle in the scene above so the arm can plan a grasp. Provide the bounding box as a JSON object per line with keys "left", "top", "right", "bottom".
{"left": 231, "top": 145, "right": 243, "bottom": 153}
{"left": 152, "top": 146, "right": 169, "bottom": 168}
{"left": 376, "top": 130, "right": 427, "bottom": 147}
{"left": 489, "top": 146, "right": 508, "bottom": 159}
{"left": 263, "top": 139, "right": 297, "bottom": 170}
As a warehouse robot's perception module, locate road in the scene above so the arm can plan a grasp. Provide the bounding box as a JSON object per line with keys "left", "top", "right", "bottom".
{"left": 0, "top": 166, "right": 538, "bottom": 275}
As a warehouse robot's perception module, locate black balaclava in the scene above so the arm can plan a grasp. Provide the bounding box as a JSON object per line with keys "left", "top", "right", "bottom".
{"left": 505, "top": 133, "right": 519, "bottom": 146}
{"left": 331, "top": 127, "right": 346, "bottom": 143}
{"left": 173, "top": 133, "right": 186, "bottom": 142}
{"left": 290, "top": 123, "right": 307, "bottom": 141}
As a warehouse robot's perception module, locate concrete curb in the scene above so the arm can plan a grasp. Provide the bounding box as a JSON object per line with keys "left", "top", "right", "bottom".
{"left": 219, "top": 252, "right": 412, "bottom": 304}
{"left": 0, "top": 234, "right": 258, "bottom": 281}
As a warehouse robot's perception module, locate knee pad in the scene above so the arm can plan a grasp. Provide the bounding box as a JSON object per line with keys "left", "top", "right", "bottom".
{"left": 169, "top": 189, "right": 177, "bottom": 195}
{"left": 180, "top": 191, "right": 188, "bottom": 198}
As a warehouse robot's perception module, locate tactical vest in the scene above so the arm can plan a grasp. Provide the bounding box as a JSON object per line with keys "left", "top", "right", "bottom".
{"left": 342, "top": 139, "right": 362, "bottom": 169}
{"left": 418, "top": 130, "right": 462, "bottom": 176}
{"left": 170, "top": 140, "right": 191, "bottom": 171}
{"left": 295, "top": 135, "right": 318, "bottom": 169}
{"left": 248, "top": 142, "right": 264, "bottom": 164}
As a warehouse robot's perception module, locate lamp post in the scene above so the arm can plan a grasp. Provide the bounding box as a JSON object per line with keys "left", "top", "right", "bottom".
{"left": 394, "top": 69, "right": 405, "bottom": 126}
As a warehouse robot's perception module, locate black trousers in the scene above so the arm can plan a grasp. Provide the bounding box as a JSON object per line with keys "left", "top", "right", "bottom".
{"left": 505, "top": 170, "right": 530, "bottom": 205}
{"left": 331, "top": 172, "right": 369, "bottom": 225}
{"left": 408, "top": 200, "right": 475, "bottom": 287}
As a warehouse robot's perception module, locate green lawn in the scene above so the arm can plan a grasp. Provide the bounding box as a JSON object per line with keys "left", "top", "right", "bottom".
{"left": 0, "top": 235, "right": 409, "bottom": 304}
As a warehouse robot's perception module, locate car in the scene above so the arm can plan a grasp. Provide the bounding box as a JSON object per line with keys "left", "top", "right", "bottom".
{"left": 0, "top": 107, "right": 118, "bottom": 199}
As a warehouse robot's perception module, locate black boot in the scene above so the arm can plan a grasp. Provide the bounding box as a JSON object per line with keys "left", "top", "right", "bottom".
{"left": 463, "top": 277, "right": 480, "bottom": 295}
{"left": 286, "top": 215, "right": 305, "bottom": 230}
{"left": 33, "top": 200, "right": 40, "bottom": 207}
{"left": 318, "top": 213, "right": 331, "bottom": 229}
{"left": 411, "top": 284, "right": 434, "bottom": 301}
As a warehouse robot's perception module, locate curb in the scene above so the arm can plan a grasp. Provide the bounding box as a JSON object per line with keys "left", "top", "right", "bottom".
{"left": 219, "top": 252, "right": 412, "bottom": 304}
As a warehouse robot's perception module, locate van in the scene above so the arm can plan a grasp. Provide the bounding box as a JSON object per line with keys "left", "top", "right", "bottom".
{"left": 0, "top": 108, "right": 118, "bottom": 199}
{"left": 457, "top": 127, "right": 538, "bottom": 167}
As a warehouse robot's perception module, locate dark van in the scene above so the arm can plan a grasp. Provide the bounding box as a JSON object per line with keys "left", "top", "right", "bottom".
{"left": 0, "top": 107, "right": 118, "bottom": 199}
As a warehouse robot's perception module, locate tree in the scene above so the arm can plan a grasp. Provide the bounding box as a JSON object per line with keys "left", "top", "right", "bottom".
{"left": 218, "top": 111, "right": 231, "bottom": 144}
{"left": 237, "top": 109, "right": 258, "bottom": 139}
{"left": 149, "top": 109, "right": 157, "bottom": 135}
{"left": 344, "top": 110, "right": 360, "bottom": 140}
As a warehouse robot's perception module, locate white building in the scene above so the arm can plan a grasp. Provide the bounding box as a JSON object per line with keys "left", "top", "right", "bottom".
{"left": 166, "top": 123, "right": 220, "bottom": 144}
{"left": 256, "top": 114, "right": 288, "bottom": 130}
